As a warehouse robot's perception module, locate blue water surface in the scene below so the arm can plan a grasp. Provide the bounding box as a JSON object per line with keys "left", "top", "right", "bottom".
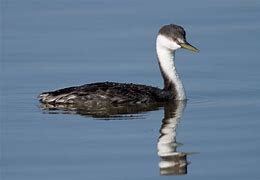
{"left": 1, "top": 0, "right": 260, "bottom": 179}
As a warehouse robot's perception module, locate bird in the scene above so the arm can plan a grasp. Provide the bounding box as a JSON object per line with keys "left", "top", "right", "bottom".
{"left": 38, "top": 24, "right": 199, "bottom": 106}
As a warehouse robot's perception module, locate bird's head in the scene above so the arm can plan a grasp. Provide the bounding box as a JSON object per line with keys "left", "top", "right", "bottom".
{"left": 156, "top": 24, "right": 199, "bottom": 53}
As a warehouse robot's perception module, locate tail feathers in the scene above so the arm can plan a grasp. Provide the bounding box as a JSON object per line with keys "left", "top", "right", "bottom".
{"left": 38, "top": 93, "right": 56, "bottom": 103}
{"left": 38, "top": 92, "right": 77, "bottom": 104}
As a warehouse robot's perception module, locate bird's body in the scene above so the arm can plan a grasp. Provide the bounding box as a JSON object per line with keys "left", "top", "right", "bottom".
{"left": 39, "top": 82, "right": 175, "bottom": 105}
{"left": 39, "top": 24, "right": 199, "bottom": 106}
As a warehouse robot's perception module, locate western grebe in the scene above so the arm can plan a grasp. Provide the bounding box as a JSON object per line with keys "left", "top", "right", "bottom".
{"left": 39, "top": 24, "right": 199, "bottom": 105}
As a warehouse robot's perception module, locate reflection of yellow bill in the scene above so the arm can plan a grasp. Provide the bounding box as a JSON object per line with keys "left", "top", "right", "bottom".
{"left": 180, "top": 42, "right": 200, "bottom": 53}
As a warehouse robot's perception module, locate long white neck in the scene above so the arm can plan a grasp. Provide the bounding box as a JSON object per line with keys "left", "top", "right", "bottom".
{"left": 156, "top": 35, "right": 186, "bottom": 100}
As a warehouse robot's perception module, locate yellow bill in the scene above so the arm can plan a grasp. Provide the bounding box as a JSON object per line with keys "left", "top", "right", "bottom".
{"left": 180, "top": 41, "right": 200, "bottom": 53}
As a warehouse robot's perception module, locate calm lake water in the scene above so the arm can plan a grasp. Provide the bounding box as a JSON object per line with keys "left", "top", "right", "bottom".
{"left": 1, "top": 0, "right": 260, "bottom": 179}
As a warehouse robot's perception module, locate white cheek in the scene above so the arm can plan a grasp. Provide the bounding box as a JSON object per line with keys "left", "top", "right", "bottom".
{"left": 170, "top": 41, "right": 181, "bottom": 50}
{"left": 156, "top": 34, "right": 181, "bottom": 51}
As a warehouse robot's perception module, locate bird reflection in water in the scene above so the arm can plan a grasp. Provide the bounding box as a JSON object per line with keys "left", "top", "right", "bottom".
{"left": 157, "top": 101, "right": 189, "bottom": 175}
{"left": 40, "top": 100, "right": 189, "bottom": 175}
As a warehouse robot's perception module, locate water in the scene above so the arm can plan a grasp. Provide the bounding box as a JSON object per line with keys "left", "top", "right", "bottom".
{"left": 1, "top": 0, "right": 260, "bottom": 179}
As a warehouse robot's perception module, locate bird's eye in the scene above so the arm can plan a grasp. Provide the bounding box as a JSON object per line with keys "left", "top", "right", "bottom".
{"left": 172, "top": 37, "right": 179, "bottom": 44}
{"left": 176, "top": 38, "right": 185, "bottom": 44}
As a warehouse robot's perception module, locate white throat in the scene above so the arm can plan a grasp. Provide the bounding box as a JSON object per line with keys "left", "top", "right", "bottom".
{"left": 156, "top": 34, "right": 186, "bottom": 100}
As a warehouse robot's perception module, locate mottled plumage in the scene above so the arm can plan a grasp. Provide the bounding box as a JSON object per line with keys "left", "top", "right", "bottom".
{"left": 39, "top": 82, "right": 175, "bottom": 105}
